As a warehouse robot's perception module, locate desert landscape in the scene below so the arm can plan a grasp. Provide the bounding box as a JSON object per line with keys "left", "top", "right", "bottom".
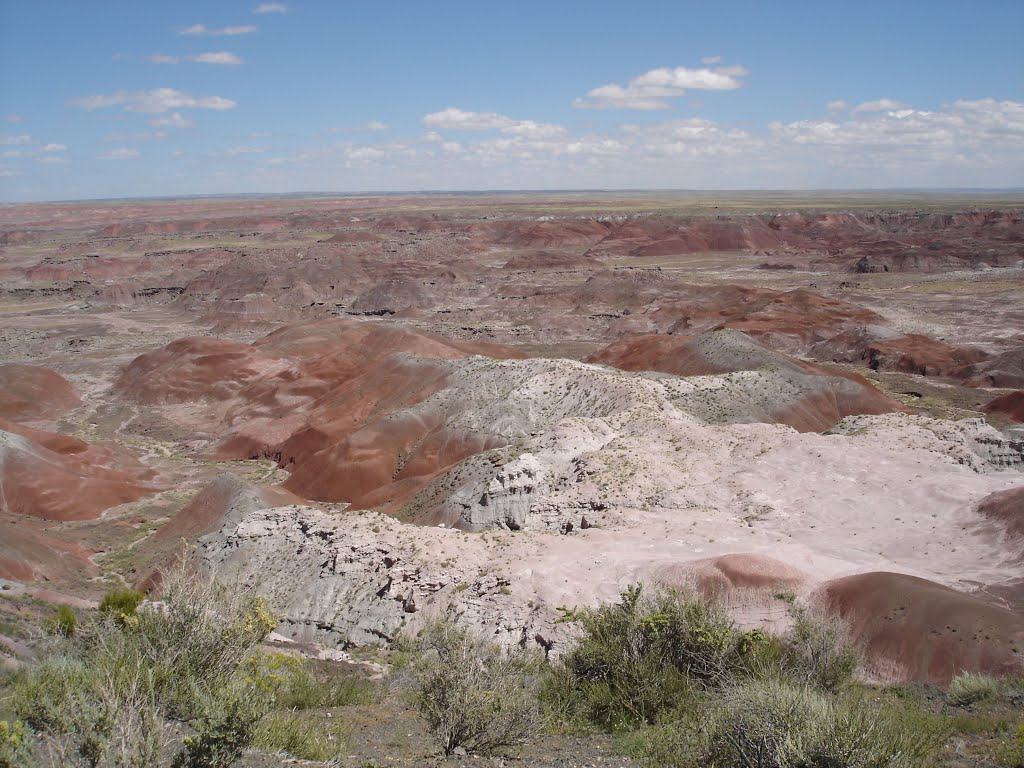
{"left": 0, "top": 190, "right": 1022, "bottom": 764}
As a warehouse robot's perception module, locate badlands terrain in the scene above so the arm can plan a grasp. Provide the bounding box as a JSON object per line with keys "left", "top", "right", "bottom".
{"left": 1, "top": 190, "right": 1023, "bottom": 694}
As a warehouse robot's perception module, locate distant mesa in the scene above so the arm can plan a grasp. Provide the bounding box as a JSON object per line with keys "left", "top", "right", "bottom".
{"left": 815, "top": 571, "right": 1024, "bottom": 684}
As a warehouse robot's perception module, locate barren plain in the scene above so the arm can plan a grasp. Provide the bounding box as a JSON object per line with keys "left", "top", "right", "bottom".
{"left": 1, "top": 191, "right": 1023, "bottom": 700}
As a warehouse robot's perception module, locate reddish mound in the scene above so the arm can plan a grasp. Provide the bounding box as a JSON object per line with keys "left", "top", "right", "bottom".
{"left": 0, "top": 365, "right": 79, "bottom": 422}
{"left": 983, "top": 391, "right": 1024, "bottom": 422}
{"left": 587, "top": 330, "right": 899, "bottom": 431}
{"left": 496, "top": 220, "right": 610, "bottom": 248}
{"left": 816, "top": 572, "right": 1024, "bottom": 684}
{"left": 0, "top": 515, "right": 97, "bottom": 583}
{"left": 812, "top": 328, "right": 987, "bottom": 379}
{"left": 682, "top": 553, "right": 806, "bottom": 599}
{"left": 502, "top": 250, "right": 601, "bottom": 271}
{"left": 976, "top": 486, "right": 1024, "bottom": 544}
{"left": 324, "top": 230, "right": 384, "bottom": 244}
{"left": 154, "top": 474, "right": 300, "bottom": 547}
{"left": 115, "top": 338, "right": 289, "bottom": 405}
{"left": 0, "top": 421, "right": 157, "bottom": 521}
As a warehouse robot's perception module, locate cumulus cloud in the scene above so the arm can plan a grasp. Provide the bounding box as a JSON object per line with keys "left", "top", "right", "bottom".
{"left": 150, "top": 112, "right": 193, "bottom": 128}
{"left": 40, "top": 143, "right": 66, "bottom": 152}
{"left": 0, "top": 150, "right": 22, "bottom": 158}
{"left": 358, "top": 120, "right": 389, "bottom": 132}
{"left": 0, "top": 169, "right": 24, "bottom": 177}
{"left": 573, "top": 64, "right": 748, "bottom": 110}
{"left": 854, "top": 98, "right": 908, "bottom": 113}
{"left": 700, "top": 56, "right": 722, "bottom": 64}
{"left": 97, "top": 148, "right": 140, "bottom": 160}
{"left": 423, "top": 108, "right": 565, "bottom": 138}
{"left": 71, "top": 89, "right": 237, "bottom": 114}
{"left": 177, "top": 24, "right": 256, "bottom": 36}
{"left": 37, "top": 156, "right": 68, "bottom": 164}
{"left": 148, "top": 54, "right": 180, "bottom": 64}
{"left": 253, "top": 3, "right": 288, "bottom": 12}
{"left": 0, "top": 134, "right": 33, "bottom": 145}
{"left": 826, "top": 100, "right": 850, "bottom": 112}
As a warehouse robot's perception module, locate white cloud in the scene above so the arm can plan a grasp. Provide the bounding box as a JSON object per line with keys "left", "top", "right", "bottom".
{"left": 347, "top": 147, "right": 387, "bottom": 161}
{"left": 854, "top": 98, "right": 907, "bottom": 113}
{"left": 148, "top": 52, "right": 243, "bottom": 65}
{"left": 573, "top": 64, "right": 748, "bottom": 110}
{"left": 225, "top": 145, "right": 269, "bottom": 156}
{"left": 4, "top": 115, "right": 25, "bottom": 124}
{"left": 40, "top": 143, "right": 66, "bottom": 152}
{"left": 104, "top": 131, "right": 168, "bottom": 142}
{"left": 37, "top": 156, "right": 68, "bottom": 164}
{"left": 0, "top": 134, "right": 33, "bottom": 145}
{"left": 826, "top": 100, "right": 850, "bottom": 112}
{"left": 97, "top": 148, "right": 140, "bottom": 160}
{"left": 71, "top": 88, "right": 236, "bottom": 113}
{"left": 150, "top": 112, "right": 193, "bottom": 128}
{"left": 423, "top": 108, "right": 565, "bottom": 138}
{"left": 177, "top": 24, "right": 256, "bottom": 36}
{"left": 423, "top": 107, "right": 515, "bottom": 131}
{"left": 0, "top": 150, "right": 21, "bottom": 158}
{"left": 189, "top": 52, "right": 244, "bottom": 65}
{"left": 358, "top": 120, "right": 389, "bottom": 132}
{"left": 253, "top": 3, "right": 288, "bottom": 13}
{"left": 700, "top": 56, "right": 722, "bottom": 64}
{"left": 0, "top": 169, "right": 24, "bottom": 177}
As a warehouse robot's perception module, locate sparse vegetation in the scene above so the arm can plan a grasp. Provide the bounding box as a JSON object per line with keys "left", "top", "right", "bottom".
{"left": 403, "top": 616, "right": 542, "bottom": 755}
{"left": 947, "top": 670, "right": 1002, "bottom": 707}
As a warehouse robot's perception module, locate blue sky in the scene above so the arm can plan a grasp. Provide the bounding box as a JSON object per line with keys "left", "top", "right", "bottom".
{"left": 1, "top": 0, "right": 1022, "bottom": 201}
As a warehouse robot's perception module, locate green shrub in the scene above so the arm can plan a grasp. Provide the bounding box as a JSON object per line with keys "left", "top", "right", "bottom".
{"left": 172, "top": 682, "right": 270, "bottom": 768}
{"left": 44, "top": 605, "right": 76, "bottom": 638}
{"left": 243, "top": 651, "right": 375, "bottom": 710}
{"left": 0, "top": 720, "right": 33, "bottom": 768}
{"left": 254, "top": 711, "right": 346, "bottom": 761}
{"left": 543, "top": 585, "right": 777, "bottom": 731}
{"left": 9, "top": 561, "right": 276, "bottom": 766}
{"left": 993, "top": 722, "right": 1024, "bottom": 768}
{"left": 780, "top": 606, "right": 860, "bottom": 692}
{"left": 947, "top": 671, "right": 1001, "bottom": 707}
{"left": 405, "top": 617, "right": 541, "bottom": 755}
{"left": 629, "top": 679, "right": 945, "bottom": 768}
{"left": 98, "top": 588, "right": 144, "bottom": 627}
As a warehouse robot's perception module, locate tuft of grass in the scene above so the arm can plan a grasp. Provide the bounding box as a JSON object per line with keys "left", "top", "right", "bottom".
{"left": 948, "top": 671, "right": 1002, "bottom": 707}
{"left": 254, "top": 711, "right": 347, "bottom": 762}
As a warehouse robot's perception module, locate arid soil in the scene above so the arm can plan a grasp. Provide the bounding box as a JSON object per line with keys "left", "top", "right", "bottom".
{"left": 1, "top": 192, "right": 1023, "bottom": 689}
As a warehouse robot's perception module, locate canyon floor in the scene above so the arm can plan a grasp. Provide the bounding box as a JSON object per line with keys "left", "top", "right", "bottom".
{"left": 1, "top": 192, "right": 1023, "bottom": 761}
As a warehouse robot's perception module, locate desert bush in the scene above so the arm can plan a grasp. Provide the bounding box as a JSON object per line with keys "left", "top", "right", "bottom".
{"left": 43, "top": 605, "right": 76, "bottom": 638}
{"left": 780, "top": 606, "right": 860, "bottom": 692}
{"left": 0, "top": 720, "right": 33, "bottom": 768}
{"left": 947, "top": 671, "right": 1001, "bottom": 707}
{"left": 993, "top": 722, "right": 1024, "bottom": 768}
{"left": 629, "top": 678, "right": 944, "bottom": 768}
{"left": 9, "top": 561, "right": 276, "bottom": 766}
{"left": 98, "top": 588, "right": 144, "bottom": 627}
{"left": 171, "top": 682, "right": 269, "bottom": 768}
{"left": 405, "top": 617, "right": 542, "bottom": 756}
{"left": 253, "top": 711, "right": 346, "bottom": 761}
{"left": 543, "top": 585, "right": 778, "bottom": 730}
{"left": 243, "top": 651, "right": 375, "bottom": 710}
